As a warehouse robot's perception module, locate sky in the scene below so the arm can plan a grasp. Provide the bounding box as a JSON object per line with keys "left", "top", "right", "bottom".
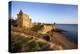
{"left": 9, "top": 1, "right": 78, "bottom": 24}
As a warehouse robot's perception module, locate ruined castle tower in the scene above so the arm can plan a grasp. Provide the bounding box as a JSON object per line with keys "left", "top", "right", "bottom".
{"left": 17, "top": 10, "right": 32, "bottom": 28}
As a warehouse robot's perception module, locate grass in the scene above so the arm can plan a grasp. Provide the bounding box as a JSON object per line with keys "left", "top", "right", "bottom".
{"left": 10, "top": 34, "right": 49, "bottom": 53}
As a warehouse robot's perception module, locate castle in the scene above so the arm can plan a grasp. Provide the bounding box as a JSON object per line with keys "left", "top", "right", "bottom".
{"left": 17, "top": 10, "right": 32, "bottom": 28}
{"left": 16, "top": 10, "right": 56, "bottom": 33}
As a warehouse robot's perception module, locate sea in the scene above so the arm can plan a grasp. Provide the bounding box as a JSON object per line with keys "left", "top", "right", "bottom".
{"left": 56, "top": 24, "right": 78, "bottom": 44}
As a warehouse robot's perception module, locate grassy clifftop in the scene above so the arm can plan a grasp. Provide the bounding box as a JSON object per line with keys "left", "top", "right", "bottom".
{"left": 10, "top": 27, "right": 63, "bottom": 53}
{"left": 10, "top": 33, "right": 50, "bottom": 53}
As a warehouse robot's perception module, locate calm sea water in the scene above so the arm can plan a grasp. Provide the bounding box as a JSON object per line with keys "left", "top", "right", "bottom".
{"left": 56, "top": 24, "right": 78, "bottom": 44}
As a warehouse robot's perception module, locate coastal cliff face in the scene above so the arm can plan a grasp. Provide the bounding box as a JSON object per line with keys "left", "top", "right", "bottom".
{"left": 38, "top": 24, "right": 53, "bottom": 34}
{"left": 10, "top": 26, "right": 64, "bottom": 52}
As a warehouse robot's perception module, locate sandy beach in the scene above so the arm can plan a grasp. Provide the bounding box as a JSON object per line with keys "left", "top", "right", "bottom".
{"left": 49, "top": 31, "right": 77, "bottom": 49}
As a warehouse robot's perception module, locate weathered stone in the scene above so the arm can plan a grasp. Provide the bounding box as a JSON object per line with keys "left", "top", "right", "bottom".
{"left": 17, "top": 10, "right": 32, "bottom": 28}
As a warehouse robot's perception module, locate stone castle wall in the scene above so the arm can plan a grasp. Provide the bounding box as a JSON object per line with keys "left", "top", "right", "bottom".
{"left": 22, "top": 14, "right": 32, "bottom": 28}
{"left": 17, "top": 10, "right": 32, "bottom": 28}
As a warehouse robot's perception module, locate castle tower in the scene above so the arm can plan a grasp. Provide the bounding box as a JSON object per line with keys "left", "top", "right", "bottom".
{"left": 17, "top": 10, "right": 32, "bottom": 28}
